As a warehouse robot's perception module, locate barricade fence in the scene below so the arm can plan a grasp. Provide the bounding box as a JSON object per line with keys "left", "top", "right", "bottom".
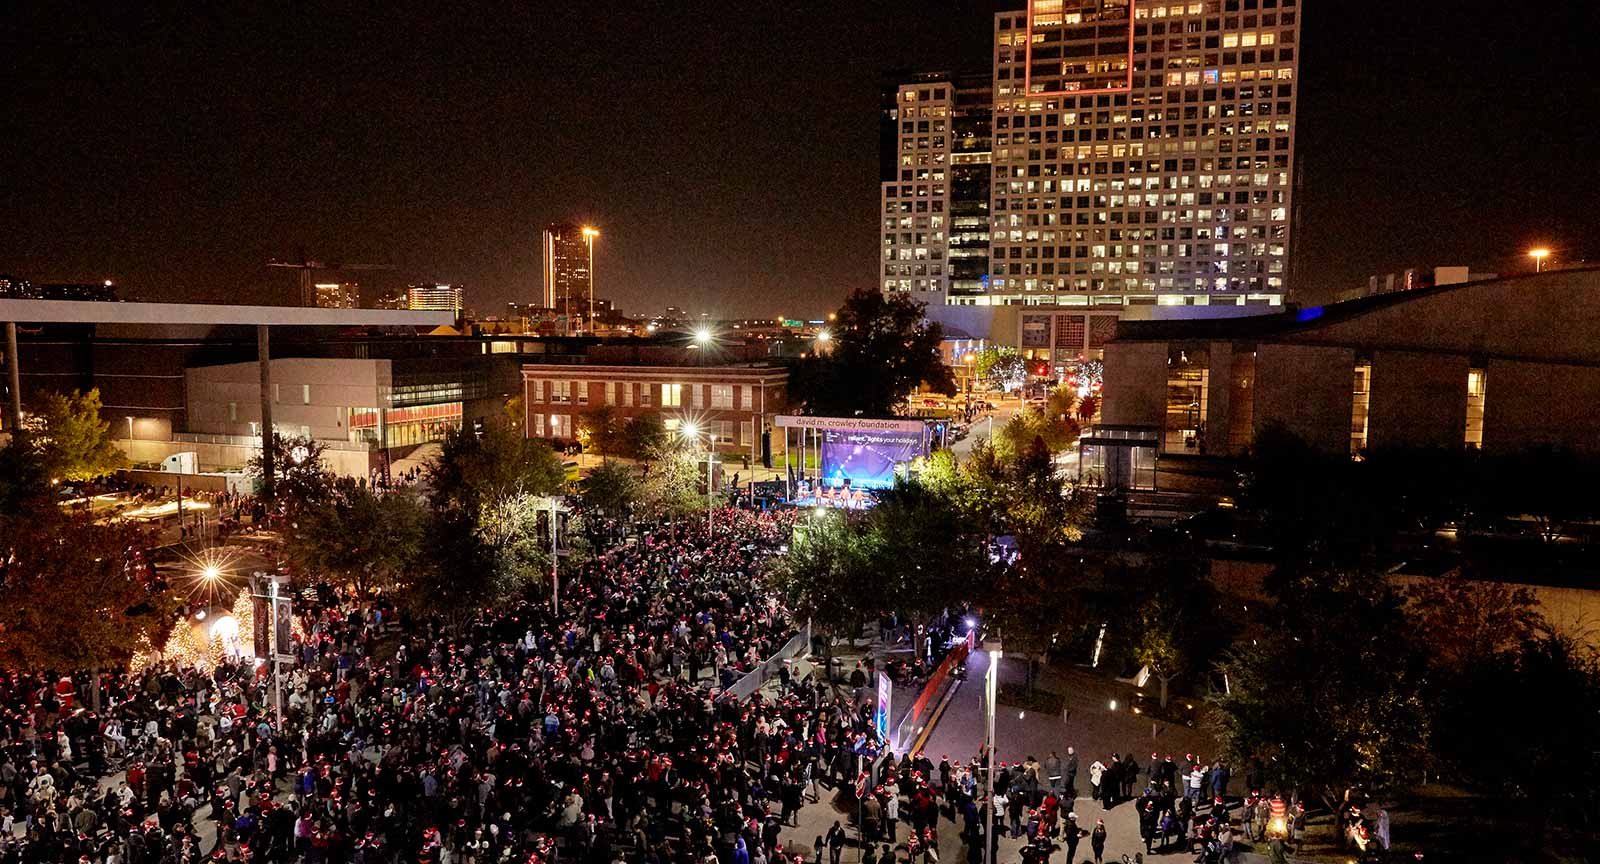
{"left": 722, "top": 620, "right": 813, "bottom": 702}
{"left": 891, "top": 631, "right": 972, "bottom": 752}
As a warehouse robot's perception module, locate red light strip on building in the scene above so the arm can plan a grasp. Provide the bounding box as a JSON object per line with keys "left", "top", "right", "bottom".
{"left": 1023, "top": 0, "right": 1137, "bottom": 98}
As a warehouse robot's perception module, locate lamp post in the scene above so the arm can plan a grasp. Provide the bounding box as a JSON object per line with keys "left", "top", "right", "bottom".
{"left": 983, "top": 642, "right": 1002, "bottom": 864}
{"left": 582, "top": 226, "right": 600, "bottom": 334}
{"left": 1529, "top": 247, "right": 1551, "bottom": 273}
{"left": 683, "top": 422, "right": 715, "bottom": 534}
{"left": 547, "top": 496, "right": 561, "bottom": 617}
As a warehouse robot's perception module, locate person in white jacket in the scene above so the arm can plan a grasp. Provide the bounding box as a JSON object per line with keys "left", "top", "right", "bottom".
{"left": 1088, "top": 759, "right": 1106, "bottom": 801}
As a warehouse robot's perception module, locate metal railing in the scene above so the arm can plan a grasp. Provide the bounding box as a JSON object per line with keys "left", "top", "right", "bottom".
{"left": 721, "top": 620, "right": 812, "bottom": 702}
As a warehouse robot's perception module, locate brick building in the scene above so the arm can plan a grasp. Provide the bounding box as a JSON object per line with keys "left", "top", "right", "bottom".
{"left": 521, "top": 348, "right": 788, "bottom": 458}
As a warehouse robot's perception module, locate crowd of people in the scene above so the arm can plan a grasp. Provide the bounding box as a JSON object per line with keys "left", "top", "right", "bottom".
{"left": 0, "top": 507, "right": 900, "bottom": 864}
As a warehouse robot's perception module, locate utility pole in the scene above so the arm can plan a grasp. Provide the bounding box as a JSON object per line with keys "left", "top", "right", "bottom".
{"left": 706, "top": 446, "right": 715, "bottom": 535}
{"left": 270, "top": 578, "right": 284, "bottom": 728}
{"left": 550, "top": 496, "right": 561, "bottom": 617}
{"left": 257, "top": 325, "right": 275, "bottom": 500}
{"left": 5, "top": 322, "right": 21, "bottom": 434}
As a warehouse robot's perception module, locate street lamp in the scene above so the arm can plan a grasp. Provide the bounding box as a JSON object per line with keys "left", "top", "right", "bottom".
{"left": 1528, "top": 247, "right": 1551, "bottom": 273}
{"left": 983, "top": 642, "right": 1002, "bottom": 864}
{"left": 693, "top": 327, "right": 714, "bottom": 367}
{"left": 582, "top": 226, "right": 600, "bottom": 334}
{"left": 682, "top": 421, "right": 715, "bottom": 533}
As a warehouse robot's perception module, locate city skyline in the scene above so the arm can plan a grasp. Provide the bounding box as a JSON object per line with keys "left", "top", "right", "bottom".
{"left": 3, "top": 1, "right": 1594, "bottom": 317}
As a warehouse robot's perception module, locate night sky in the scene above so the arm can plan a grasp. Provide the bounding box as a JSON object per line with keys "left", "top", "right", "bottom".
{"left": 4, "top": 1, "right": 1595, "bottom": 316}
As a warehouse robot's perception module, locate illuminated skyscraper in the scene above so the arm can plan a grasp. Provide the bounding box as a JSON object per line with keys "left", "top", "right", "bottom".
{"left": 406, "top": 283, "right": 463, "bottom": 316}
{"left": 542, "top": 223, "right": 592, "bottom": 311}
{"left": 884, "top": 0, "right": 1300, "bottom": 312}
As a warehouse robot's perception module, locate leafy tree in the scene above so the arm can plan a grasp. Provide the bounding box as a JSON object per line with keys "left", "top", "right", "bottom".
{"left": 477, "top": 490, "right": 558, "bottom": 598}
{"left": 580, "top": 459, "right": 639, "bottom": 518}
{"left": 869, "top": 476, "right": 993, "bottom": 627}
{"left": 790, "top": 289, "right": 956, "bottom": 416}
{"left": 426, "top": 422, "right": 565, "bottom": 513}
{"left": 976, "top": 347, "right": 1027, "bottom": 393}
{"left": 0, "top": 462, "right": 175, "bottom": 707}
{"left": 1428, "top": 634, "right": 1600, "bottom": 828}
{"left": 638, "top": 439, "right": 705, "bottom": 520}
{"left": 994, "top": 406, "right": 1079, "bottom": 460}
{"left": 1118, "top": 540, "right": 1229, "bottom": 707}
{"left": 503, "top": 395, "right": 525, "bottom": 431}
{"left": 769, "top": 509, "right": 882, "bottom": 661}
{"left": 969, "top": 439, "right": 1091, "bottom": 688}
{"left": 621, "top": 412, "right": 668, "bottom": 461}
{"left": 1209, "top": 568, "right": 1429, "bottom": 812}
{"left": 1045, "top": 385, "right": 1079, "bottom": 425}
{"left": 284, "top": 478, "right": 427, "bottom": 595}
{"left": 248, "top": 434, "right": 335, "bottom": 522}
{"left": 576, "top": 406, "right": 625, "bottom": 457}
{"left": 0, "top": 436, "right": 50, "bottom": 516}
{"left": 37, "top": 388, "right": 127, "bottom": 481}
{"left": 402, "top": 509, "right": 502, "bottom": 630}
{"left": 1404, "top": 572, "right": 1543, "bottom": 676}
{"left": 1075, "top": 394, "right": 1098, "bottom": 423}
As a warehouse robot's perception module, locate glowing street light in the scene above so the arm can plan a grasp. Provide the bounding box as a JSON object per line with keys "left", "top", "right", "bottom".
{"left": 1528, "top": 247, "right": 1551, "bottom": 273}
{"left": 693, "top": 327, "right": 713, "bottom": 347}
{"left": 678, "top": 421, "right": 715, "bottom": 533}
{"left": 202, "top": 565, "right": 221, "bottom": 581}
{"left": 815, "top": 329, "right": 831, "bottom": 343}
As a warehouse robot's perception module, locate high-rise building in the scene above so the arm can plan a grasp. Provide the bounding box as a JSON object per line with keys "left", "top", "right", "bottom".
{"left": 314, "top": 282, "right": 360, "bottom": 309}
{"left": 542, "top": 223, "right": 592, "bottom": 311}
{"left": 884, "top": 0, "right": 1299, "bottom": 312}
{"left": 880, "top": 73, "right": 994, "bottom": 307}
{"left": 407, "top": 284, "right": 463, "bottom": 315}
{"left": 375, "top": 288, "right": 409, "bottom": 311}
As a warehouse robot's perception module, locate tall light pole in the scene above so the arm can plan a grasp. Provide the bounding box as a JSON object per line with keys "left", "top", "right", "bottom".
{"left": 582, "top": 226, "right": 600, "bottom": 334}
{"left": 684, "top": 422, "right": 715, "bottom": 534}
{"left": 983, "top": 642, "right": 1002, "bottom": 864}
{"left": 549, "top": 496, "right": 562, "bottom": 616}
{"left": 1529, "top": 247, "right": 1551, "bottom": 273}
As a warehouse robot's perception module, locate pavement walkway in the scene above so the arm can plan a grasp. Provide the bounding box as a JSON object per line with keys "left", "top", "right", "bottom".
{"left": 769, "top": 648, "right": 1311, "bottom": 864}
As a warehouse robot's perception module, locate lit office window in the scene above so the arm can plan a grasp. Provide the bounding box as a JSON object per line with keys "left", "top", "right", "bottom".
{"left": 1351, "top": 362, "right": 1372, "bottom": 458}
{"left": 1465, "top": 368, "right": 1487, "bottom": 448}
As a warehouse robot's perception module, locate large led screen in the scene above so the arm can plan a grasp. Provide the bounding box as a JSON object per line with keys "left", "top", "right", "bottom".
{"left": 819, "top": 427, "right": 927, "bottom": 491}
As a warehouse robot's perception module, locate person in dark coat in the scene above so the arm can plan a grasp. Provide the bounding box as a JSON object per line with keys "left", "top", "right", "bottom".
{"left": 1063, "top": 812, "right": 1083, "bottom": 864}
{"left": 1090, "top": 819, "right": 1108, "bottom": 864}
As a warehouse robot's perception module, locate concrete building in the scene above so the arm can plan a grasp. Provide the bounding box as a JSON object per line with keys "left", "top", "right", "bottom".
{"left": 883, "top": 0, "right": 1304, "bottom": 357}
{"left": 880, "top": 72, "right": 994, "bottom": 308}
{"left": 522, "top": 346, "right": 788, "bottom": 459}
{"left": 1094, "top": 269, "right": 1600, "bottom": 487}
{"left": 407, "top": 283, "right": 463, "bottom": 315}
{"left": 0, "top": 299, "right": 449, "bottom": 488}
{"left": 314, "top": 282, "right": 360, "bottom": 309}
{"left": 985, "top": 0, "right": 1299, "bottom": 309}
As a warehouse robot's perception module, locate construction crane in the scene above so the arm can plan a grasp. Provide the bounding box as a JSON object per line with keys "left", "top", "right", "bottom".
{"left": 267, "top": 255, "right": 395, "bottom": 307}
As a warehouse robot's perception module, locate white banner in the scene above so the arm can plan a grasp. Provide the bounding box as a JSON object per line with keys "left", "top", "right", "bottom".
{"left": 773, "top": 415, "right": 926, "bottom": 434}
